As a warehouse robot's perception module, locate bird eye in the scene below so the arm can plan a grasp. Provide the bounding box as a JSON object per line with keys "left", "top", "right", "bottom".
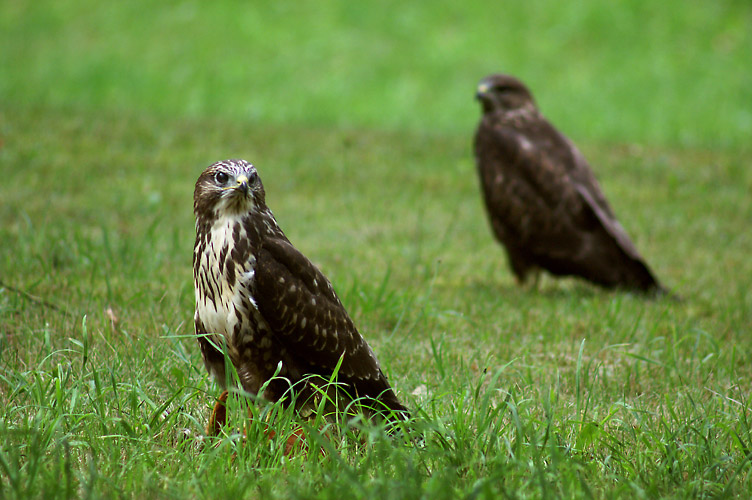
{"left": 248, "top": 171, "right": 258, "bottom": 184}
{"left": 214, "top": 172, "right": 229, "bottom": 185}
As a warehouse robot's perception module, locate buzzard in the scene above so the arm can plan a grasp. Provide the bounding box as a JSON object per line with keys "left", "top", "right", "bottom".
{"left": 193, "top": 159, "right": 409, "bottom": 434}
{"left": 473, "top": 74, "right": 665, "bottom": 293}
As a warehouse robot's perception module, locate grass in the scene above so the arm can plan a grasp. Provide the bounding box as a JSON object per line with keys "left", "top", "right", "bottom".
{"left": 1, "top": 1, "right": 751, "bottom": 147}
{"left": 1, "top": 0, "right": 752, "bottom": 498}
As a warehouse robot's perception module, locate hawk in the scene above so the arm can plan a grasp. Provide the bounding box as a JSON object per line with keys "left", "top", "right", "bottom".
{"left": 473, "top": 74, "right": 666, "bottom": 294}
{"left": 193, "top": 159, "right": 409, "bottom": 433}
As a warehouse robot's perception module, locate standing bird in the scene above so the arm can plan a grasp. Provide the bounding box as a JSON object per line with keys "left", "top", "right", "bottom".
{"left": 193, "top": 159, "right": 409, "bottom": 434}
{"left": 473, "top": 74, "right": 665, "bottom": 293}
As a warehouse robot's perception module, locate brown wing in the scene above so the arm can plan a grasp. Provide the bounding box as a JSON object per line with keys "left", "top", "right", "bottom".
{"left": 475, "top": 113, "right": 664, "bottom": 292}
{"left": 563, "top": 139, "right": 644, "bottom": 262}
{"left": 475, "top": 118, "right": 590, "bottom": 256}
{"left": 547, "top": 125, "right": 665, "bottom": 291}
{"left": 252, "top": 237, "right": 408, "bottom": 416}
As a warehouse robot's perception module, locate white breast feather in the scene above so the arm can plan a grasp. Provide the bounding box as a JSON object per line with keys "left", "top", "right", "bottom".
{"left": 195, "top": 215, "right": 256, "bottom": 343}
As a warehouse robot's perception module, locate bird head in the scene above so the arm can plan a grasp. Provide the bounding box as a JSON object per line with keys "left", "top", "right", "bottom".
{"left": 475, "top": 74, "right": 536, "bottom": 114}
{"left": 194, "top": 159, "right": 266, "bottom": 220}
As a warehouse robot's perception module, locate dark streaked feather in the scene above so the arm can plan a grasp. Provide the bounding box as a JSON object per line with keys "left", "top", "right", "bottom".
{"left": 254, "top": 237, "right": 409, "bottom": 417}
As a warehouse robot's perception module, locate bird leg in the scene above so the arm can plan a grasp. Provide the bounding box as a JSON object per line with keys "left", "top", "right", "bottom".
{"left": 530, "top": 268, "right": 542, "bottom": 291}
{"left": 263, "top": 424, "right": 308, "bottom": 456}
{"left": 205, "top": 389, "right": 310, "bottom": 456}
{"left": 205, "top": 390, "right": 229, "bottom": 436}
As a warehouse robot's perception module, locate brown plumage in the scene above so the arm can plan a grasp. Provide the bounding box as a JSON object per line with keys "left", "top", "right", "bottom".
{"left": 473, "top": 74, "right": 665, "bottom": 293}
{"left": 193, "top": 159, "right": 409, "bottom": 427}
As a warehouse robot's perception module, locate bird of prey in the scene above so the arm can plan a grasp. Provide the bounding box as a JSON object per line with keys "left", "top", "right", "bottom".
{"left": 193, "top": 159, "right": 409, "bottom": 434}
{"left": 473, "top": 74, "right": 665, "bottom": 294}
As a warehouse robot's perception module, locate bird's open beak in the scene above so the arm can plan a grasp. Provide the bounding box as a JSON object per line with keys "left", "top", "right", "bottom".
{"left": 235, "top": 175, "right": 249, "bottom": 195}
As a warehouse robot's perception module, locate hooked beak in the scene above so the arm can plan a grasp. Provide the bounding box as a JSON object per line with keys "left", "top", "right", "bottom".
{"left": 235, "top": 175, "right": 249, "bottom": 195}
{"left": 475, "top": 82, "right": 490, "bottom": 101}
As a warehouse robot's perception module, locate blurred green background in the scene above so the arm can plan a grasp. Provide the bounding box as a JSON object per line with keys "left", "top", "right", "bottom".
{"left": 2, "top": 0, "right": 750, "bottom": 148}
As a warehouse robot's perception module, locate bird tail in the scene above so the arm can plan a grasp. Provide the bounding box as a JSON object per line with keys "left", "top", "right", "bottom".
{"left": 623, "top": 258, "right": 665, "bottom": 294}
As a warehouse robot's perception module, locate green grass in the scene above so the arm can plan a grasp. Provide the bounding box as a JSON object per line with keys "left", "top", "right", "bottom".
{"left": 2, "top": 1, "right": 751, "bottom": 147}
{"left": 1, "top": 1, "right": 752, "bottom": 498}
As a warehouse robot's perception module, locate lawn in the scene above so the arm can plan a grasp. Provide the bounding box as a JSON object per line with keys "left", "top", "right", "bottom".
{"left": 1, "top": 1, "right": 751, "bottom": 498}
